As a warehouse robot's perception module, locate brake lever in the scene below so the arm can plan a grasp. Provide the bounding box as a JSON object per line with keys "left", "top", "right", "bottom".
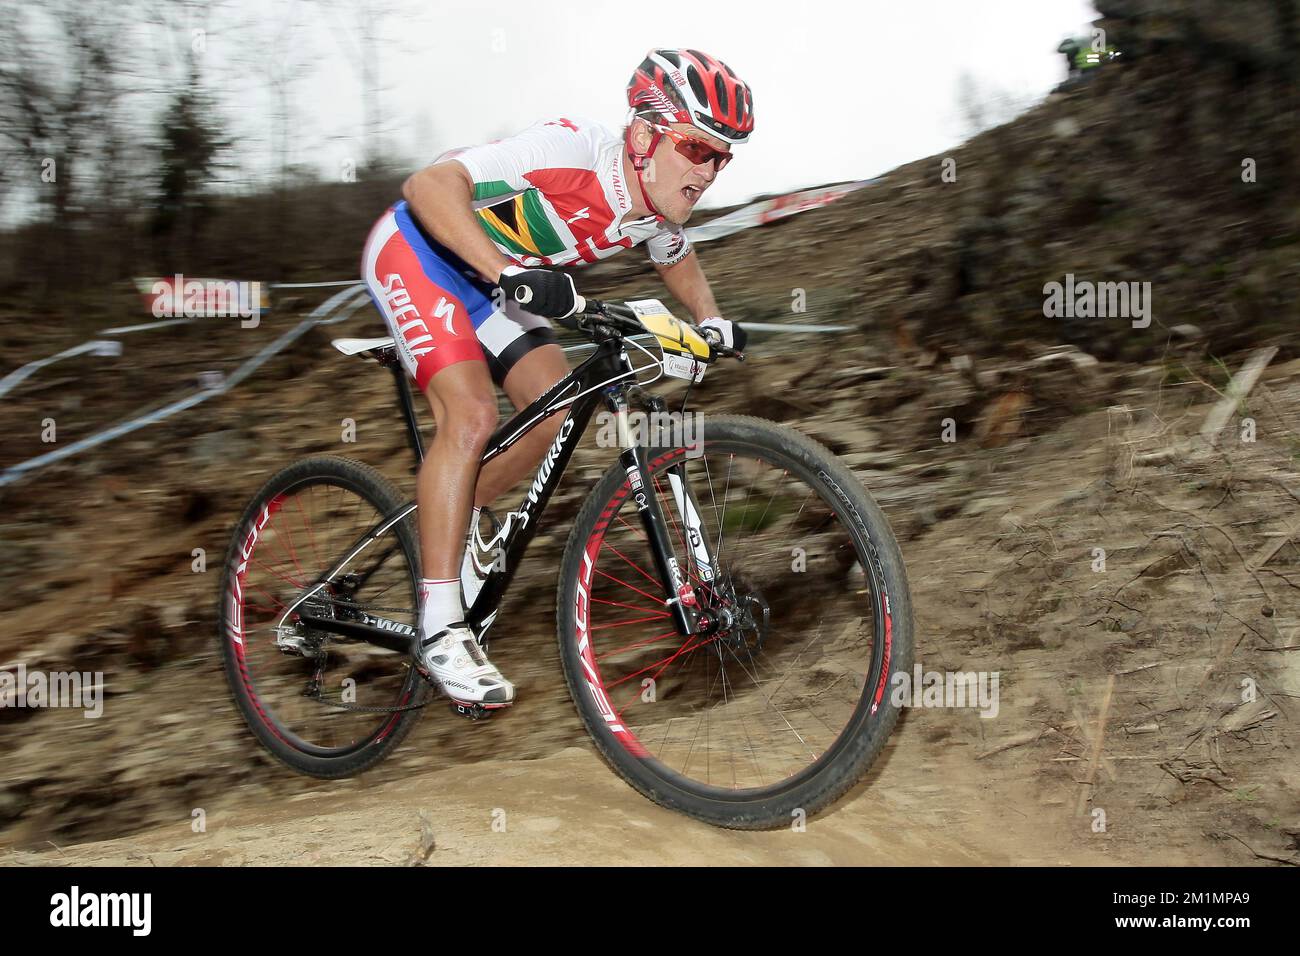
{"left": 698, "top": 326, "right": 745, "bottom": 363}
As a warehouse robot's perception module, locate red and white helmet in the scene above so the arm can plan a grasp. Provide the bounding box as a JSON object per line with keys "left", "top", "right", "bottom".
{"left": 627, "top": 48, "right": 754, "bottom": 145}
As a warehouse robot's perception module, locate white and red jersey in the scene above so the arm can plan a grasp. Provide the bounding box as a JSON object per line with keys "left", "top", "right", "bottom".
{"left": 439, "top": 116, "right": 692, "bottom": 269}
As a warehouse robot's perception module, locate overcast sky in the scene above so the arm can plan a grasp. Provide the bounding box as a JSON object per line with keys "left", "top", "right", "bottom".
{"left": 8, "top": 0, "right": 1101, "bottom": 223}
{"left": 291, "top": 0, "right": 1101, "bottom": 208}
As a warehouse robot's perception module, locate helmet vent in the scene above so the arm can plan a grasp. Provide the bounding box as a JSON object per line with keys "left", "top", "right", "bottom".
{"left": 714, "top": 71, "right": 729, "bottom": 113}
{"left": 685, "top": 65, "right": 708, "bottom": 105}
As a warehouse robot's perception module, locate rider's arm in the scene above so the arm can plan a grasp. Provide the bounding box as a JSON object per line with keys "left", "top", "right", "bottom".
{"left": 405, "top": 119, "right": 596, "bottom": 286}
{"left": 653, "top": 249, "right": 721, "bottom": 323}
{"left": 401, "top": 162, "right": 512, "bottom": 284}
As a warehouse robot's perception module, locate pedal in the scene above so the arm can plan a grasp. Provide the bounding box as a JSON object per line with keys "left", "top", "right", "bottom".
{"left": 451, "top": 700, "right": 492, "bottom": 721}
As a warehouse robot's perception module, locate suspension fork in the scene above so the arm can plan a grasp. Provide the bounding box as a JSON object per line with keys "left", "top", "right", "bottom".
{"left": 606, "top": 389, "right": 697, "bottom": 636}
{"left": 633, "top": 387, "right": 722, "bottom": 598}
{"left": 663, "top": 460, "right": 718, "bottom": 590}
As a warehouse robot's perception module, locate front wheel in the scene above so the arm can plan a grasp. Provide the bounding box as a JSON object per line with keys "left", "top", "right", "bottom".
{"left": 556, "top": 414, "right": 914, "bottom": 829}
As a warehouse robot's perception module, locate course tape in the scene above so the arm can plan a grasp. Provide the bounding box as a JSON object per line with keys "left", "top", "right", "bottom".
{"left": 3, "top": 178, "right": 871, "bottom": 400}
{"left": 0, "top": 285, "right": 369, "bottom": 488}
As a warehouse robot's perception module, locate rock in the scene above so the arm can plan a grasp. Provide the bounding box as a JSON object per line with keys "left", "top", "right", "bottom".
{"left": 1052, "top": 117, "right": 1081, "bottom": 138}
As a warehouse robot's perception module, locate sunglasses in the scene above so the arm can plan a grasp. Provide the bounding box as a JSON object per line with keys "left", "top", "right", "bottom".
{"left": 654, "top": 124, "right": 733, "bottom": 171}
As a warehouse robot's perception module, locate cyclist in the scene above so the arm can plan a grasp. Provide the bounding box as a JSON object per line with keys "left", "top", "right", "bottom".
{"left": 360, "top": 48, "right": 753, "bottom": 708}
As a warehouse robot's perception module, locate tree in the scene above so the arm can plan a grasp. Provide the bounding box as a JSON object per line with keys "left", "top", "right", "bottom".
{"left": 151, "top": 62, "right": 231, "bottom": 268}
{"left": 0, "top": 0, "right": 131, "bottom": 292}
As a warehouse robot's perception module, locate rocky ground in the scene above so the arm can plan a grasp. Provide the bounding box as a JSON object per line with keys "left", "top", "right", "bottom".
{"left": 0, "top": 322, "right": 1297, "bottom": 865}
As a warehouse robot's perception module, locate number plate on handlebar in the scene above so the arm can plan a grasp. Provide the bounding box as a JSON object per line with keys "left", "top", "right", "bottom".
{"left": 625, "top": 299, "right": 710, "bottom": 383}
{"left": 625, "top": 299, "right": 711, "bottom": 359}
{"left": 663, "top": 352, "right": 706, "bottom": 382}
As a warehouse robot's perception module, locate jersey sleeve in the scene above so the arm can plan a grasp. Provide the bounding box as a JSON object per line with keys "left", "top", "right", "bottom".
{"left": 646, "top": 221, "right": 692, "bottom": 267}
{"left": 448, "top": 117, "right": 598, "bottom": 206}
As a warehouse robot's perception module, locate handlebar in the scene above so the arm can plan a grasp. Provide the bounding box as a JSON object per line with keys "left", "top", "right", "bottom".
{"left": 559, "top": 297, "right": 745, "bottom": 361}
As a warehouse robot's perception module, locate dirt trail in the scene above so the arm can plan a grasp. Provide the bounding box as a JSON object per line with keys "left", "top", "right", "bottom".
{"left": 7, "top": 733, "right": 1126, "bottom": 867}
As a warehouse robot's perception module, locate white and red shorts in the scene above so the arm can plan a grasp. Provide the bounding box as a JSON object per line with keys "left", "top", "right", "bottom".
{"left": 360, "top": 201, "right": 555, "bottom": 390}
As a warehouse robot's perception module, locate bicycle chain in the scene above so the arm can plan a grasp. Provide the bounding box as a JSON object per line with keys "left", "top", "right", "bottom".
{"left": 298, "top": 594, "right": 429, "bottom": 712}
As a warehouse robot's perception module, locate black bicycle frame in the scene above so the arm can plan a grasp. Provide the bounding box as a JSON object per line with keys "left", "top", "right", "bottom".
{"left": 297, "top": 327, "right": 703, "bottom": 651}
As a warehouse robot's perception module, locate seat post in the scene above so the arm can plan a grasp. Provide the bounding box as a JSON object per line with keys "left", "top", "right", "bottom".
{"left": 389, "top": 362, "right": 425, "bottom": 469}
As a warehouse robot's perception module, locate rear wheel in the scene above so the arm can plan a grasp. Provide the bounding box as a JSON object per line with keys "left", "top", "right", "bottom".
{"left": 217, "top": 456, "right": 429, "bottom": 778}
{"left": 556, "top": 415, "right": 913, "bottom": 829}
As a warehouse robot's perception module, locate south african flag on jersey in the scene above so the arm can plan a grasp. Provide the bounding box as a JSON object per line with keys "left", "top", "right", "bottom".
{"left": 472, "top": 181, "right": 567, "bottom": 260}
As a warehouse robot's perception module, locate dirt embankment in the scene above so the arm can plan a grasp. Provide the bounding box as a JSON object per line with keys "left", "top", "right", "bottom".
{"left": 2, "top": 334, "right": 1298, "bottom": 865}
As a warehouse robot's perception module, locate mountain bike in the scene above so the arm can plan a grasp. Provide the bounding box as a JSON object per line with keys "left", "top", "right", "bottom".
{"left": 217, "top": 296, "right": 914, "bottom": 829}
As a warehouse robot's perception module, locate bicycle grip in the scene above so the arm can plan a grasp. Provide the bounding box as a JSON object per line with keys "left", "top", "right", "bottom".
{"left": 551, "top": 297, "right": 586, "bottom": 331}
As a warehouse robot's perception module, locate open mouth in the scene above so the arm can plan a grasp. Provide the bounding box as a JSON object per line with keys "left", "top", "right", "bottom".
{"left": 681, "top": 185, "right": 703, "bottom": 204}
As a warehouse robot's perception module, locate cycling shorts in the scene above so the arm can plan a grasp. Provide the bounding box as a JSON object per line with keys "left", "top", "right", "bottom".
{"left": 360, "top": 200, "right": 556, "bottom": 390}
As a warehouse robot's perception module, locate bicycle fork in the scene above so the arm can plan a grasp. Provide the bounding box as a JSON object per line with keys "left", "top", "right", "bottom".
{"left": 606, "top": 390, "right": 717, "bottom": 638}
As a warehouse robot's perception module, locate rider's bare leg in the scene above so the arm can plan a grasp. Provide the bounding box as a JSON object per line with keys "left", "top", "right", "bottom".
{"left": 418, "top": 359, "right": 499, "bottom": 579}
{"left": 412, "top": 357, "right": 515, "bottom": 705}
{"left": 468, "top": 343, "right": 571, "bottom": 506}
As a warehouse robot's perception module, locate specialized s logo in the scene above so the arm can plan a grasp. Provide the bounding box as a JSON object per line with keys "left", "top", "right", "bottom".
{"left": 545, "top": 117, "right": 579, "bottom": 132}
{"left": 566, "top": 207, "right": 591, "bottom": 224}
{"left": 433, "top": 296, "right": 457, "bottom": 335}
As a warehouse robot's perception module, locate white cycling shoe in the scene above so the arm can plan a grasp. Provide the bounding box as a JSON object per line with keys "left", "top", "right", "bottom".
{"left": 413, "top": 622, "right": 515, "bottom": 707}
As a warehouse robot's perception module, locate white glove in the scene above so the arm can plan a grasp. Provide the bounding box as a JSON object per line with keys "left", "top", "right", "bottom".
{"left": 698, "top": 316, "right": 746, "bottom": 351}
